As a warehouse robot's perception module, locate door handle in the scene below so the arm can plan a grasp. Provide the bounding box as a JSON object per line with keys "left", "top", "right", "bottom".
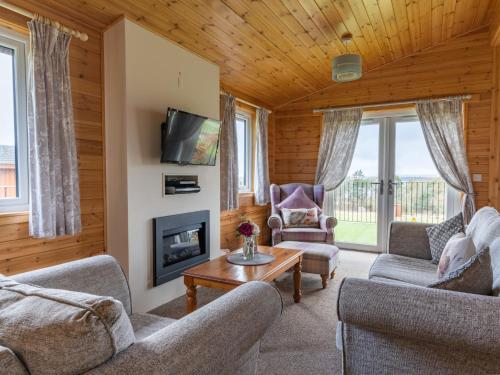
{"left": 371, "top": 179, "right": 384, "bottom": 195}
{"left": 388, "top": 179, "right": 399, "bottom": 195}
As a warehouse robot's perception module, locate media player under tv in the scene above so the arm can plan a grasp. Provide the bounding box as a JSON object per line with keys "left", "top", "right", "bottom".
{"left": 163, "top": 175, "right": 200, "bottom": 195}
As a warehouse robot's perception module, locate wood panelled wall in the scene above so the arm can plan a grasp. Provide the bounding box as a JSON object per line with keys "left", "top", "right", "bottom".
{"left": 220, "top": 106, "right": 273, "bottom": 250}
{"left": 273, "top": 29, "right": 495, "bottom": 209}
{"left": 0, "top": 6, "right": 105, "bottom": 275}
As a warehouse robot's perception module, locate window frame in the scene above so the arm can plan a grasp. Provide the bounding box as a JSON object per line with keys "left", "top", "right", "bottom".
{"left": 0, "top": 29, "right": 29, "bottom": 213}
{"left": 236, "top": 111, "right": 253, "bottom": 193}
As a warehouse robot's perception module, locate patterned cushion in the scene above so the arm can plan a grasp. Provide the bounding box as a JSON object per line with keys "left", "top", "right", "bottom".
{"left": 429, "top": 247, "right": 492, "bottom": 295}
{"left": 0, "top": 276, "right": 135, "bottom": 375}
{"left": 437, "top": 233, "right": 476, "bottom": 278}
{"left": 282, "top": 228, "right": 327, "bottom": 242}
{"left": 426, "top": 213, "right": 464, "bottom": 264}
{"left": 276, "top": 186, "right": 320, "bottom": 211}
{"left": 282, "top": 207, "right": 319, "bottom": 228}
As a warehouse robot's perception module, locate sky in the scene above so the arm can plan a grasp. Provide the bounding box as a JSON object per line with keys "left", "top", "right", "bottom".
{"left": 0, "top": 49, "right": 15, "bottom": 146}
{"left": 347, "top": 120, "right": 439, "bottom": 178}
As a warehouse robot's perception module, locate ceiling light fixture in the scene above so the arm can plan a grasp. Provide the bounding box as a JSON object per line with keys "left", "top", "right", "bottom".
{"left": 332, "top": 33, "right": 362, "bottom": 82}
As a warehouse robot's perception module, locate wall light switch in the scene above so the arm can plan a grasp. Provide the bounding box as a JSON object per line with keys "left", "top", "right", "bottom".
{"left": 472, "top": 174, "right": 482, "bottom": 182}
{"left": 177, "top": 71, "right": 183, "bottom": 89}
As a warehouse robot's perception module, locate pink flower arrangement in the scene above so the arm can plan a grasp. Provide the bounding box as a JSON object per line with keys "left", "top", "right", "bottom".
{"left": 236, "top": 219, "right": 260, "bottom": 238}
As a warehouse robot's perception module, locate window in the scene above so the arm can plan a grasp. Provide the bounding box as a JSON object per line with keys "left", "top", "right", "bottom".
{"left": 236, "top": 112, "right": 252, "bottom": 192}
{"left": 0, "top": 31, "right": 28, "bottom": 212}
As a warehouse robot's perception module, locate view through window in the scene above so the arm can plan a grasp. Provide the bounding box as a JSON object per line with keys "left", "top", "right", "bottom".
{"left": 0, "top": 45, "right": 17, "bottom": 200}
{"left": 328, "top": 117, "right": 453, "bottom": 248}
{"left": 236, "top": 113, "right": 252, "bottom": 191}
{"left": 0, "top": 33, "right": 28, "bottom": 212}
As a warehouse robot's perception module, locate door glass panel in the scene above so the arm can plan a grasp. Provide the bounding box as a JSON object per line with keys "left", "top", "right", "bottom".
{"left": 325, "top": 122, "right": 379, "bottom": 246}
{"left": 393, "top": 120, "right": 446, "bottom": 224}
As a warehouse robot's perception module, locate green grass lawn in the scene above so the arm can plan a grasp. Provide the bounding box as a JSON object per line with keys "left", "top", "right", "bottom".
{"left": 334, "top": 221, "right": 377, "bottom": 245}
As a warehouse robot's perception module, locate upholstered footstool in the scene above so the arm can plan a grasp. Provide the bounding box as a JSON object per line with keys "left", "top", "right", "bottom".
{"left": 275, "top": 241, "right": 339, "bottom": 288}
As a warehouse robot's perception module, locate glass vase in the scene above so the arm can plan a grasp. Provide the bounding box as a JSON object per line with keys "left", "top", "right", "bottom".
{"left": 242, "top": 235, "right": 256, "bottom": 260}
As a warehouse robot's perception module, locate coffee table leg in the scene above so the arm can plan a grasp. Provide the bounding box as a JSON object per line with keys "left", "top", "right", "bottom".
{"left": 184, "top": 276, "right": 197, "bottom": 313}
{"left": 293, "top": 256, "right": 302, "bottom": 303}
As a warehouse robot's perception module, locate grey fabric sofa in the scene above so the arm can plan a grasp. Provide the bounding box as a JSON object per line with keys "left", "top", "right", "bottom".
{"left": 337, "top": 207, "right": 500, "bottom": 374}
{"left": 9, "top": 255, "right": 282, "bottom": 374}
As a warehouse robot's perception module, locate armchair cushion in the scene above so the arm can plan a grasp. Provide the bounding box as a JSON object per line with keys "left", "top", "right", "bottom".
{"left": 281, "top": 207, "right": 319, "bottom": 228}
{"left": 275, "top": 186, "right": 321, "bottom": 212}
{"left": 0, "top": 276, "right": 135, "bottom": 375}
{"left": 426, "top": 212, "right": 464, "bottom": 264}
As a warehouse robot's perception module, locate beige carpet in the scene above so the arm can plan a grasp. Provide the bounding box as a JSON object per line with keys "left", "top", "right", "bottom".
{"left": 151, "top": 250, "right": 378, "bottom": 375}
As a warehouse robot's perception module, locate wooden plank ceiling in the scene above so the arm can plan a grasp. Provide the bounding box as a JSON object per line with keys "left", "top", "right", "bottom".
{"left": 20, "top": 0, "right": 497, "bottom": 107}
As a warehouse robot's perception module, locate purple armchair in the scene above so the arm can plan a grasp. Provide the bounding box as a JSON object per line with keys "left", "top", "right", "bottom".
{"left": 268, "top": 183, "right": 337, "bottom": 246}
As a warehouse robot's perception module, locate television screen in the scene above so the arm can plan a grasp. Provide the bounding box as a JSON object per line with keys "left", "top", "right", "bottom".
{"left": 161, "top": 108, "right": 221, "bottom": 166}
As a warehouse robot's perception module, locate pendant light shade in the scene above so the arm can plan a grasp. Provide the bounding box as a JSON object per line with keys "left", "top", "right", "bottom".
{"left": 332, "top": 54, "right": 362, "bottom": 82}
{"left": 332, "top": 33, "right": 362, "bottom": 83}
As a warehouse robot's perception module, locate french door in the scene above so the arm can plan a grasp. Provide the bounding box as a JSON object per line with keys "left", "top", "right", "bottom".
{"left": 325, "top": 114, "right": 458, "bottom": 252}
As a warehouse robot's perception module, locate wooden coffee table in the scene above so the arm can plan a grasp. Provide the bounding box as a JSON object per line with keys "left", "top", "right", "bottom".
{"left": 182, "top": 245, "right": 303, "bottom": 313}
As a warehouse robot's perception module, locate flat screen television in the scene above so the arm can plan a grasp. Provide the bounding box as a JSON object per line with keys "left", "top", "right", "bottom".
{"left": 161, "top": 108, "right": 221, "bottom": 166}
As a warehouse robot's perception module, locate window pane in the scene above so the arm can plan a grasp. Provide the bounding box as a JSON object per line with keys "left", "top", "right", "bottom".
{"left": 236, "top": 117, "right": 247, "bottom": 189}
{"left": 0, "top": 46, "right": 17, "bottom": 199}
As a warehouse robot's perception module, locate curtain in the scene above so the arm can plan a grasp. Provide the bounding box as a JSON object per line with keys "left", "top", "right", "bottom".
{"left": 219, "top": 94, "right": 239, "bottom": 211}
{"left": 315, "top": 108, "right": 363, "bottom": 191}
{"left": 27, "top": 19, "right": 81, "bottom": 238}
{"left": 416, "top": 97, "right": 476, "bottom": 223}
{"left": 254, "top": 108, "right": 270, "bottom": 205}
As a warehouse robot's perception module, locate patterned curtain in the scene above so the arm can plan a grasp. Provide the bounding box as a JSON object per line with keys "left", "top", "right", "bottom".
{"left": 27, "top": 19, "right": 81, "bottom": 238}
{"left": 416, "top": 97, "right": 476, "bottom": 223}
{"left": 254, "top": 108, "right": 270, "bottom": 205}
{"left": 315, "top": 108, "right": 363, "bottom": 191}
{"left": 219, "top": 94, "right": 239, "bottom": 211}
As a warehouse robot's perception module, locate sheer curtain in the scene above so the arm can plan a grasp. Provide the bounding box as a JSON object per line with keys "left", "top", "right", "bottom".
{"left": 254, "top": 108, "right": 270, "bottom": 205}
{"left": 416, "top": 97, "right": 476, "bottom": 223}
{"left": 27, "top": 19, "right": 81, "bottom": 238}
{"left": 315, "top": 108, "right": 363, "bottom": 191}
{"left": 219, "top": 94, "right": 239, "bottom": 211}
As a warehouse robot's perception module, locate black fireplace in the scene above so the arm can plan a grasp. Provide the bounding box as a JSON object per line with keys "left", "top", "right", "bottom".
{"left": 153, "top": 210, "right": 210, "bottom": 286}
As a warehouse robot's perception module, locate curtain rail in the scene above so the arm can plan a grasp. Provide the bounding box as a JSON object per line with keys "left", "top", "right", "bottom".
{"left": 0, "top": 0, "right": 88, "bottom": 41}
{"left": 313, "top": 95, "right": 472, "bottom": 113}
{"left": 220, "top": 91, "right": 272, "bottom": 113}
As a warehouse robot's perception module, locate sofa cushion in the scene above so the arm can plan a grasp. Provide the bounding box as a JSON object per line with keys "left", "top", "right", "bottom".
{"left": 429, "top": 247, "right": 492, "bottom": 295}
{"left": 437, "top": 233, "right": 476, "bottom": 278}
{"left": 0, "top": 276, "right": 135, "bottom": 375}
{"left": 0, "top": 346, "right": 28, "bottom": 375}
{"left": 426, "top": 213, "right": 464, "bottom": 264}
{"left": 369, "top": 254, "right": 439, "bottom": 286}
{"left": 130, "top": 313, "right": 176, "bottom": 341}
{"left": 466, "top": 206, "right": 500, "bottom": 252}
{"left": 490, "top": 238, "right": 500, "bottom": 296}
{"left": 282, "top": 228, "right": 327, "bottom": 242}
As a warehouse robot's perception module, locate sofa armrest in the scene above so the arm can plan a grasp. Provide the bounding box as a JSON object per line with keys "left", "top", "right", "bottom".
{"left": 319, "top": 214, "right": 337, "bottom": 231}
{"left": 88, "top": 282, "right": 282, "bottom": 375}
{"left": 338, "top": 278, "right": 500, "bottom": 353}
{"left": 387, "top": 221, "right": 432, "bottom": 259}
{"left": 268, "top": 213, "right": 283, "bottom": 230}
{"left": 12, "top": 255, "right": 132, "bottom": 315}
